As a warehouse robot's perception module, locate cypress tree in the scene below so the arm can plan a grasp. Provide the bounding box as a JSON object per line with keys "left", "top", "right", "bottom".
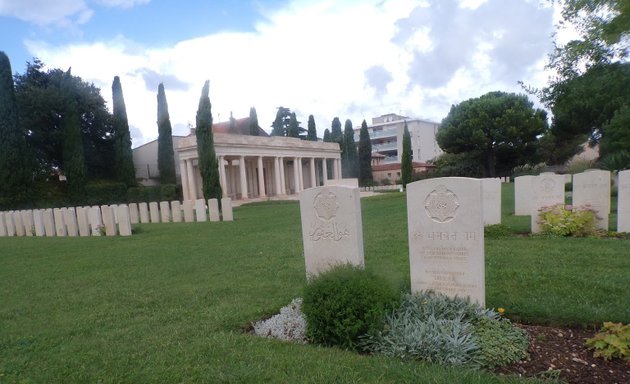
{"left": 61, "top": 70, "right": 87, "bottom": 203}
{"left": 195, "top": 80, "right": 222, "bottom": 200}
{"left": 287, "top": 112, "right": 299, "bottom": 138}
{"left": 111, "top": 76, "right": 136, "bottom": 187}
{"left": 323, "top": 129, "right": 331, "bottom": 142}
{"left": 341, "top": 119, "right": 358, "bottom": 178}
{"left": 322, "top": 128, "right": 332, "bottom": 179}
{"left": 157, "top": 83, "right": 176, "bottom": 185}
{"left": 401, "top": 121, "right": 413, "bottom": 189}
{"left": 229, "top": 111, "right": 236, "bottom": 133}
{"left": 0, "top": 51, "right": 31, "bottom": 208}
{"left": 358, "top": 119, "right": 373, "bottom": 185}
{"left": 249, "top": 107, "right": 260, "bottom": 136}
{"left": 307, "top": 114, "right": 317, "bottom": 141}
{"left": 330, "top": 117, "right": 342, "bottom": 144}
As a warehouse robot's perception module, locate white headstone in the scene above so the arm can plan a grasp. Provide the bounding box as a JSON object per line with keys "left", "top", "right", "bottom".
{"left": 572, "top": 169, "right": 611, "bottom": 230}
{"left": 4, "top": 211, "right": 16, "bottom": 236}
{"left": 139, "top": 202, "right": 150, "bottom": 223}
{"left": 111, "top": 204, "right": 119, "bottom": 224}
{"left": 183, "top": 200, "right": 194, "bottom": 222}
{"left": 482, "top": 178, "right": 501, "bottom": 225}
{"left": 13, "top": 211, "right": 25, "bottom": 236}
{"left": 76, "top": 207, "right": 90, "bottom": 236}
{"left": 159, "top": 201, "right": 171, "bottom": 223}
{"left": 618, "top": 169, "right": 630, "bottom": 233}
{"left": 43, "top": 209, "right": 55, "bottom": 236}
{"left": 0, "top": 212, "right": 7, "bottom": 237}
{"left": 299, "top": 186, "right": 364, "bottom": 278}
{"left": 129, "top": 203, "right": 139, "bottom": 224}
{"left": 208, "top": 199, "right": 220, "bottom": 222}
{"left": 65, "top": 207, "right": 79, "bottom": 237}
{"left": 31, "top": 210, "right": 44, "bottom": 237}
{"left": 53, "top": 208, "right": 67, "bottom": 237}
{"left": 88, "top": 206, "right": 103, "bottom": 236}
{"left": 149, "top": 202, "right": 160, "bottom": 223}
{"left": 22, "top": 210, "right": 34, "bottom": 236}
{"left": 221, "top": 198, "right": 233, "bottom": 221}
{"left": 530, "top": 173, "right": 566, "bottom": 233}
{"left": 100, "top": 205, "right": 116, "bottom": 236}
{"left": 195, "top": 199, "right": 207, "bottom": 222}
{"left": 407, "top": 177, "right": 485, "bottom": 306}
{"left": 117, "top": 205, "right": 132, "bottom": 236}
{"left": 514, "top": 175, "right": 533, "bottom": 215}
{"left": 171, "top": 201, "right": 182, "bottom": 223}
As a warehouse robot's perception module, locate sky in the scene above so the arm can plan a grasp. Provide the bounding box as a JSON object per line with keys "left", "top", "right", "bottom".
{"left": 0, "top": 0, "right": 569, "bottom": 147}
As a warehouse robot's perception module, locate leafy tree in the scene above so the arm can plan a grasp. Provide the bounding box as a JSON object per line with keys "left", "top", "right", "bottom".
{"left": 249, "top": 107, "right": 260, "bottom": 136}
{"left": 307, "top": 114, "right": 317, "bottom": 141}
{"left": 195, "top": 80, "right": 222, "bottom": 200}
{"left": 437, "top": 91, "right": 547, "bottom": 177}
{"left": 0, "top": 51, "right": 31, "bottom": 208}
{"left": 271, "top": 106, "right": 291, "bottom": 136}
{"left": 401, "top": 121, "right": 413, "bottom": 189}
{"left": 61, "top": 69, "right": 86, "bottom": 202}
{"left": 157, "top": 83, "right": 176, "bottom": 184}
{"left": 599, "top": 107, "right": 630, "bottom": 170}
{"left": 358, "top": 119, "right": 373, "bottom": 185}
{"left": 323, "top": 128, "right": 331, "bottom": 142}
{"left": 287, "top": 112, "right": 300, "bottom": 138}
{"left": 111, "top": 76, "right": 135, "bottom": 187}
{"left": 341, "top": 119, "right": 358, "bottom": 178}
{"left": 330, "top": 117, "right": 343, "bottom": 144}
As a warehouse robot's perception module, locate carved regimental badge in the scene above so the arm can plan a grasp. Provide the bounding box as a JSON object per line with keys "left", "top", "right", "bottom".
{"left": 424, "top": 185, "right": 459, "bottom": 223}
{"left": 313, "top": 190, "right": 339, "bottom": 222}
{"left": 540, "top": 178, "right": 555, "bottom": 193}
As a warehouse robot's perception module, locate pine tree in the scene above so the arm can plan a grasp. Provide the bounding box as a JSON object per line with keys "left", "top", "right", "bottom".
{"left": 331, "top": 117, "right": 342, "bottom": 144}
{"left": 0, "top": 51, "right": 31, "bottom": 208}
{"left": 111, "top": 76, "right": 136, "bottom": 187}
{"left": 358, "top": 119, "right": 373, "bottom": 185}
{"left": 287, "top": 112, "right": 300, "bottom": 138}
{"left": 401, "top": 121, "right": 413, "bottom": 189}
{"left": 341, "top": 119, "right": 358, "bottom": 178}
{"left": 249, "top": 107, "right": 260, "bottom": 136}
{"left": 271, "top": 106, "right": 290, "bottom": 136}
{"left": 157, "top": 83, "right": 176, "bottom": 185}
{"left": 195, "top": 80, "right": 222, "bottom": 200}
{"left": 307, "top": 114, "right": 317, "bottom": 141}
{"left": 61, "top": 70, "right": 87, "bottom": 203}
{"left": 323, "top": 129, "right": 331, "bottom": 142}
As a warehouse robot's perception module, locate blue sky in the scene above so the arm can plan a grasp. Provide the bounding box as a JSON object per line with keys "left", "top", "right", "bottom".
{"left": 1, "top": 0, "right": 567, "bottom": 147}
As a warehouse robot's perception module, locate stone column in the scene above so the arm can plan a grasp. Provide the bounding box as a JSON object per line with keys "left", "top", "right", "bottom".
{"left": 293, "top": 157, "right": 301, "bottom": 194}
{"left": 279, "top": 157, "right": 286, "bottom": 195}
{"left": 239, "top": 156, "right": 248, "bottom": 199}
{"left": 298, "top": 157, "right": 304, "bottom": 191}
{"left": 179, "top": 160, "right": 189, "bottom": 201}
{"left": 186, "top": 159, "right": 197, "bottom": 200}
{"left": 257, "top": 156, "right": 266, "bottom": 198}
{"left": 333, "top": 158, "right": 340, "bottom": 180}
{"left": 274, "top": 157, "right": 282, "bottom": 196}
{"left": 309, "top": 157, "right": 316, "bottom": 189}
{"left": 218, "top": 156, "right": 228, "bottom": 197}
{"left": 322, "top": 158, "right": 328, "bottom": 185}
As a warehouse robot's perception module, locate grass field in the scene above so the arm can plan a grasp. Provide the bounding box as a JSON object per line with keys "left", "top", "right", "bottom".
{"left": 1, "top": 185, "right": 628, "bottom": 383}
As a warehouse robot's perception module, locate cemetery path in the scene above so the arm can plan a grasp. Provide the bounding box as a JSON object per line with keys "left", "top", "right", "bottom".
{"left": 494, "top": 324, "right": 630, "bottom": 384}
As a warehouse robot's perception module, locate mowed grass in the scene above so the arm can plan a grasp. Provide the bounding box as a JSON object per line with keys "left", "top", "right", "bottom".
{"left": 1, "top": 186, "right": 628, "bottom": 383}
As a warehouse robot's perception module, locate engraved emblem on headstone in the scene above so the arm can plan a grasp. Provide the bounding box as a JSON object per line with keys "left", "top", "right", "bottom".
{"left": 313, "top": 190, "right": 338, "bottom": 222}
{"left": 540, "top": 178, "right": 555, "bottom": 193}
{"left": 424, "top": 185, "right": 459, "bottom": 223}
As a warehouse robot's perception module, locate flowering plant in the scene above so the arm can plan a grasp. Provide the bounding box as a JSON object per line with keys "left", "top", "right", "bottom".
{"left": 537, "top": 204, "right": 598, "bottom": 237}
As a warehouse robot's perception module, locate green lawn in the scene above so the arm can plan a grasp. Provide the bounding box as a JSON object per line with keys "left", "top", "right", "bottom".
{"left": 1, "top": 187, "right": 628, "bottom": 383}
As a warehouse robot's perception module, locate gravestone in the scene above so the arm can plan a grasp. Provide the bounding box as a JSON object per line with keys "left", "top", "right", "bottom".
{"left": 13, "top": 211, "right": 25, "bottom": 236}
{"left": 171, "top": 201, "right": 182, "bottom": 223}
{"left": 76, "top": 207, "right": 90, "bottom": 237}
{"left": 117, "top": 205, "right": 132, "bottom": 236}
{"left": 88, "top": 206, "right": 103, "bottom": 236}
{"left": 195, "top": 199, "right": 207, "bottom": 222}
{"left": 208, "top": 199, "right": 220, "bottom": 222}
{"left": 514, "top": 175, "right": 533, "bottom": 215}
{"left": 129, "top": 203, "right": 139, "bottom": 224}
{"left": 53, "top": 208, "right": 67, "bottom": 236}
{"left": 407, "top": 177, "right": 485, "bottom": 306}
{"left": 530, "top": 173, "right": 566, "bottom": 233}
{"left": 149, "top": 202, "right": 160, "bottom": 223}
{"left": 100, "top": 205, "right": 116, "bottom": 236}
{"left": 32, "top": 210, "right": 45, "bottom": 237}
{"left": 482, "top": 178, "right": 501, "bottom": 225}
{"left": 5, "top": 211, "right": 16, "bottom": 236}
{"left": 111, "top": 204, "right": 119, "bottom": 224}
{"left": 65, "top": 207, "right": 79, "bottom": 237}
{"left": 159, "top": 201, "right": 171, "bottom": 223}
{"left": 183, "top": 200, "right": 194, "bottom": 222}
{"left": 618, "top": 169, "right": 630, "bottom": 233}
{"left": 572, "top": 170, "right": 611, "bottom": 230}
{"left": 43, "top": 209, "right": 55, "bottom": 236}
{"left": 299, "top": 186, "right": 364, "bottom": 278}
{"left": 0, "top": 212, "right": 7, "bottom": 236}
{"left": 221, "top": 198, "right": 233, "bottom": 221}
{"left": 22, "top": 210, "right": 34, "bottom": 236}
{"left": 139, "top": 202, "right": 150, "bottom": 223}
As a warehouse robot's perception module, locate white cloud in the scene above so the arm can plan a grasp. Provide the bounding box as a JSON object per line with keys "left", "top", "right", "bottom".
{"left": 23, "top": 0, "right": 558, "bottom": 146}
{"left": 95, "top": 0, "right": 150, "bottom": 9}
{"left": 0, "top": 0, "right": 93, "bottom": 27}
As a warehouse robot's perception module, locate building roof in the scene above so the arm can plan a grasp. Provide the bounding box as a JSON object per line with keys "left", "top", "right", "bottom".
{"left": 212, "top": 117, "right": 269, "bottom": 137}
{"left": 372, "top": 162, "right": 435, "bottom": 172}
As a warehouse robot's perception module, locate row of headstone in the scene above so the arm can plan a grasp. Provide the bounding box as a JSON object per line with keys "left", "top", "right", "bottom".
{"left": 0, "top": 205, "right": 132, "bottom": 237}
{"left": 126, "top": 198, "right": 233, "bottom": 224}
{"left": 299, "top": 177, "right": 486, "bottom": 306}
{"left": 514, "top": 169, "right": 629, "bottom": 233}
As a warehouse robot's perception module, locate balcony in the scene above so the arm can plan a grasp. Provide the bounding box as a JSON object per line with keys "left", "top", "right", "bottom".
{"left": 372, "top": 142, "right": 397, "bottom": 152}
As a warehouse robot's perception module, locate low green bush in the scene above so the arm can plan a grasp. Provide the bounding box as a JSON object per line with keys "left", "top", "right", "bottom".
{"left": 160, "top": 184, "right": 178, "bottom": 201}
{"left": 538, "top": 204, "right": 598, "bottom": 237}
{"left": 85, "top": 181, "right": 128, "bottom": 205}
{"left": 302, "top": 265, "right": 398, "bottom": 351}
{"left": 127, "top": 185, "right": 162, "bottom": 203}
{"left": 471, "top": 317, "right": 529, "bottom": 368}
{"left": 585, "top": 322, "right": 630, "bottom": 362}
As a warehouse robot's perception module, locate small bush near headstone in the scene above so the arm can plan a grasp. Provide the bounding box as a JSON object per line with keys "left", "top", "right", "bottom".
{"left": 471, "top": 317, "right": 529, "bottom": 368}
{"left": 302, "top": 265, "right": 398, "bottom": 351}
{"left": 585, "top": 322, "right": 630, "bottom": 363}
{"left": 160, "top": 184, "right": 178, "bottom": 201}
{"left": 538, "top": 204, "right": 598, "bottom": 237}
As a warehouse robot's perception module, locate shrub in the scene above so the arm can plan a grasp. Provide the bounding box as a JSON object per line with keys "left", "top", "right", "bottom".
{"left": 585, "top": 322, "right": 630, "bottom": 362}
{"left": 484, "top": 224, "right": 513, "bottom": 238}
{"left": 85, "top": 181, "right": 127, "bottom": 205}
{"left": 302, "top": 265, "right": 398, "bottom": 351}
{"left": 538, "top": 204, "right": 598, "bottom": 237}
{"left": 127, "top": 185, "right": 162, "bottom": 203}
{"left": 160, "top": 184, "right": 178, "bottom": 201}
{"left": 471, "top": 317, "right": 529, "bottom": 368}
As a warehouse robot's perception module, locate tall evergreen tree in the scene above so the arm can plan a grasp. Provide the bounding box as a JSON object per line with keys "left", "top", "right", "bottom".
{"left": 195, "top": 80, "right": 222, "bottom": 200}
{"left": 341, "top": 119, "right": 358, "bottom": 178}
{"left": 111, "top": 76, "right": 136, "bottom": 187}
{"left": 157, "top": 83, "right": 176, "bottom": 184}
{"left": 0, "top": 51, "right": 31, "bottom": 208}
{"left": 229, "top": 111, "right": 237, "bottom": 133}
{"left": 307, "top": 114, "right": 317, "bottom": 141}
{"left": 287, "top": 112, "right": 300, "bottom": 138}
{"left": 323, "top": 129, "right": 331, "bottom": 142}
{"left": 401, "top": 121, "right": 413, "bottom": 189}
{"left": 249, "top": 107, "right": 260, "bottom": 136}
{"left": 358, "top": 119, "right": 373, "bottom": 185}
{"left": 331, "top": 117, "right": 342, "bottom": 144}
{"left": 271, "top": 106, "right": 291, "bottom": 136}
{"left": 61, "top": 69, "right": 87, "bottom": 202}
